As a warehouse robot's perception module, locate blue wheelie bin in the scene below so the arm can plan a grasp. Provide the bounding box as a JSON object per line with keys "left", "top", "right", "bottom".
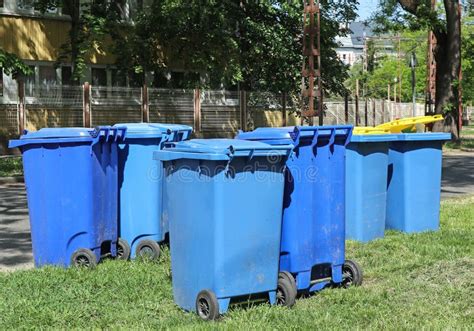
{"left": 386, "top": 132, "right": 451, "bottom": 233}
{"left": 153, "top": 139, "right": 293, "bottom": 320}
{"left": 9, "top": 127, "right": 126, "bottom": 267}
{"left": 345, "top": 133, "right": 397, "bottom": 242}
{"left": 114, "top": 123, "right": 192, "bottom": 260}
{"left": 237, "top": 126, "right": 362, "bottom": 294}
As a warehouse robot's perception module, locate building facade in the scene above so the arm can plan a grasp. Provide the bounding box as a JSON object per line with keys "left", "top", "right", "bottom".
{"left": 0, "top": 0, "right": 195, "bottom": 103}
{"left": 335, "top": 21, "right": 395, "bottom": 67}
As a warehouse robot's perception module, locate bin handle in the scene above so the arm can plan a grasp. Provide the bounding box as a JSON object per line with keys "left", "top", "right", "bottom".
{"left": 292, "top": 125, "right": 353, "bottom": 148}
{"left": 153, "top": 150, "right": 231, "bottom": 162}
{"left": 112, "top": 126, "right": 127, "bottom": 142}
{"left": 90, "top": 126, "right": 109, "bottom": 147}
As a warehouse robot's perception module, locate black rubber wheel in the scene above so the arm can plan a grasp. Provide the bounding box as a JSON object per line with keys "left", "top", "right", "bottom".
{"left": 71, "top": 248, "right": 97, "bottom": 268}
{"left": 342, "top": 259, "right": 363, "bottom": 288}
{"left": 276, "top": 276, "right": 296, "bottom": 307}
{"left": 116, "top": 238, "right": 131, "bottom": 260}
{"left": 195, "top": 289, "right": 219, "bottom": 321}
{"left": 279, "top": 271, "right": 297, "bottom": 293}
{"left": 136, "top": 239, "right": 161, "bottom": 260}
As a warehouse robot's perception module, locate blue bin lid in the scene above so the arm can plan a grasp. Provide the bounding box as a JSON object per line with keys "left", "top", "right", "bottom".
{"left": 114, "top": 123, "right": 166, "bottom": 138}
{"left": 154, "top": 138, "right": 292, "bottom": 161}
{"left": 390, "top": 132, "right": 452, "bottom": 141}
{"left": 9, "top": 126, "right": 126, "bottom": 149}
{"left": 114, "top": 123, "right": 192, "bottom": 139}
{"left": 236, "top": 126, "right": 353, "bottom": 146}
{"left": 237, "top": 126, "right": 352, "bottom": 139}
{"left": 350, "top": 134, "right": 399, "bottom": 143}
{"left": 14, "top": 127, "right": 95, "bottom": 140}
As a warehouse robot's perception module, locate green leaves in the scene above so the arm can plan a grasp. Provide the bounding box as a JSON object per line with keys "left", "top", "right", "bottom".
{"left": 32, "top": 0, "right": 357, "bottom": 96}
{"left": 112, "top": 0, "right": 357, "bottom": 95}
{"left": 0, "top": 49, "right": 33, "bottom": 79}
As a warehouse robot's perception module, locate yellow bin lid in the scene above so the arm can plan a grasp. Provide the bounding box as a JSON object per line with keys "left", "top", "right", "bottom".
{"left": 375, "top": 115, "right": 443, "bottom": 133}
{"left": 353, "top": 127, "right": 392, "bottom": 135}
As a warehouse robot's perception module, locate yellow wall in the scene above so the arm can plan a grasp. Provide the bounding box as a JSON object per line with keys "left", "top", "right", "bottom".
{"left": 0, "top": 15, "right": 115, "bottom": 64}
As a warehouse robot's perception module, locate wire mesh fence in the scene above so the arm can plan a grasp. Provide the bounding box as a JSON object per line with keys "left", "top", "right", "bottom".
{"left": 0, "top": 104, "right": 19, "bottom": 134}
{"left": 1, "top": 83, "right": 454, "bottom": 144}
{"left": 91, "top": 86, "right": 142, "bottom": 126}
{"left": 201, "top": 90, "right": 240, "bottom": 137}
{"left": 24, "top": 85, "right": 84, "bottom": 129}
{"left": 149, "top": 88, "right": 194, "bottom": 127}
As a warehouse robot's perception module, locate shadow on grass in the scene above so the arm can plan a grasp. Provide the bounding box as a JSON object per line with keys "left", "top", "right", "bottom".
{"left": 445, "top": 136, "right": 474, "bottom": 150}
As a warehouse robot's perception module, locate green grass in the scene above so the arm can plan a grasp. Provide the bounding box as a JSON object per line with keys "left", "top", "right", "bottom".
{"left": 0, "top": 156, "right": 23, "bottom": 177}
{"left": 444, "top": 126, "right": 474, "bottom": 150}
{"left": 445, "top": 138, "right": 474, "bottom": 150}
{"left": 0, "top": 196, "right": 473, "bottom": 329}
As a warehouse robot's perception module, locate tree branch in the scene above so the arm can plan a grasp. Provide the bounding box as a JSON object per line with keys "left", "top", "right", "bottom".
{"left": 397, "top": 0, "right": 421, "bottom": 15}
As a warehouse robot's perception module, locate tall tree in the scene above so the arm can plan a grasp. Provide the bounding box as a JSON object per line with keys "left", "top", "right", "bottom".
{"left": 461, "top": 14, "right": 474, "bottom": 104}
{"left": 36, "top": 0, "right": 117, "bottom": 83}
{"left": 373, "top": 0, "right": 462, "bottom": 139}
{"left": 114, "top": 0, "right": 358, "bottom": 96}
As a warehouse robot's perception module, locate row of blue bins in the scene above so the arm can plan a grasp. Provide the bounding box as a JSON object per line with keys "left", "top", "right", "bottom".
{"left": 346, "top": 132, "right": 450, "bottom": 242}
{"left": 9, "top": 123, "right": 450, "bottom": 320}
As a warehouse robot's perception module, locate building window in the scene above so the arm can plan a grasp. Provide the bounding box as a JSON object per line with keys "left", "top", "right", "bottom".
{"left": 39, "top": 66, "right": 57, "bottom": 86}
{"left": 111, "top": 69, "right": 127, "bottom": 87}
{"left": 39, "top": 65, "right": 57, "bottom": 97}
{"left": 0, "top": 0, "right": 4, "bottom": 8}
{"left": 61, "top": 66, "right": 73, "bottom": 85}
{"left": 24, "top": 65, "right": 36, "bottom": 97}
{"left": 91, "top": 68, "right": 107, "bottom": 87}
{"left": 153, "top": 71, "right": 170, "bottom": 88}
{"left": 18, "top": 0, "right": 35, "bottom": 10}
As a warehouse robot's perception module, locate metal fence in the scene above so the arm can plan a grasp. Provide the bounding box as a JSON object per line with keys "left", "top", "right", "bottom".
{"left": 1, "top": 84, "right": 462, "bottom": 141}
{"left": 91, "top": 86, "right": 142, "bottom": 126}
{"left": 149, "top": 89, "right": 194, "bottom": 127}
{"left": 25, "top": 85, "right": 84, "bottom": 128}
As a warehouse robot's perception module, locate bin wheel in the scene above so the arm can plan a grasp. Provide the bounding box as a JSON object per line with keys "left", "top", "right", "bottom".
{"left": 116, "top": 238, "right": 131, "bottom": 260}
{"left": 71, "top": 249, "right": 97, "bottom": 268}
{"left": 279, "top": 271, "right": 297, "bottom": 292}
{"left": 342, "top": 259, "right": 363, "bottom": 288}
{"left": 276, "top": 277, "right": 296, "bottom": 307}
{"left": 196, "top": 289, "right": 219, "bottom": 321}
{"left": 136, "top": 239, "right": 161, "bottom": 260}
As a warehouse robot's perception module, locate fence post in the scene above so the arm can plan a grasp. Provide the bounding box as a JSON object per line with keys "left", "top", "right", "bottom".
{"left": 318, "top": 90, "right": 323, "bottom": 126}
{"left": 83, "top": 82, "right": 91, "bottom": 128}
{"left": 141, "top": 84, "right": 149, "bottom": 123}
{"left": 282, "top": 92, "right": 287, "bottom": 127}
{"left": 193, "top": 88, "right": 201, "bottom": 136}
{"left": 372, "top": 99, "right": 376, "bottom": 126}
{"left": 381, "top": 99, "right": 385, "bottom": 124}
{"left": 17, "top": 79, "right": 25, "bottom": 134}
{"left": 364, "top": 98, "right": 368, "bottom": 127}
{"left": 239, "top": 90, "right": 247, "bottom": 131}
{"left": 344, "top": 92, "right": 349, "bottom": 123}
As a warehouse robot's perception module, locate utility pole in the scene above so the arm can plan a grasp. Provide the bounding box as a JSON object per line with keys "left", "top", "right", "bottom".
{"left": 393, "top": 80, "right": 397, "bottom": 120}
{"left": 301, "top": 0, "right": 322, "bottom": 125}
{"left": 387, "top": 84, "right": 390, "bottom": 121}
{"left": 410, "top": 52, "right": 417, "bottom": 117}
{"left": 355, "top": 79, "right": 360, "bottom": 125}
{"left": 398, "top": 35, "right": 402, "bottom": 108}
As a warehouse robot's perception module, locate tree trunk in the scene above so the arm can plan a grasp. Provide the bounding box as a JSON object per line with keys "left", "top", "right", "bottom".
{"left": 432, "top": 0, "right": 461, "bottom": 140}
{"left": 69, "top": 0, "right": 81, "bottom": 84}
{"left": 398, "top": 0, "right": 461, "bottom": 140}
